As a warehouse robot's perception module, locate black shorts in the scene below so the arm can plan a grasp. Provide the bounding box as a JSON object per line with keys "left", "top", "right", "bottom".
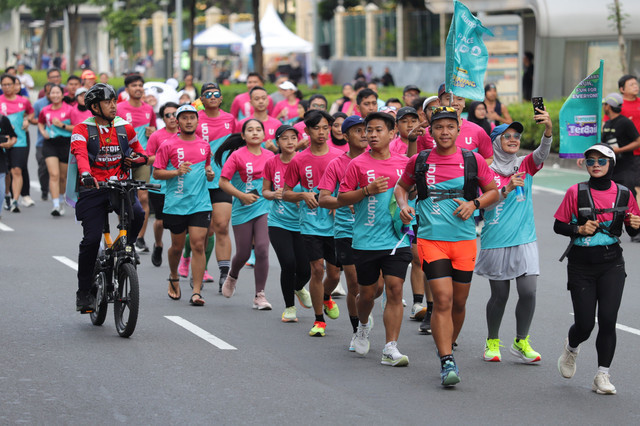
{"left": 7, "top": 146, "right": 29, "bottom": 169}
{"left": 163, "top": 210, "right": 211, "bottom": 234}
{"left": 302, "top": 234, "right": 337, "bottom": 265}
{"left": 353, "top": 247, "right": 412, "bottom": 286}
{"left": 43, "top": 137, "right": 70, "bottom": 163}
{"left": 209, "top": 188, "right": 232, "bottom": 204}
{"left": 148, "top": 191, "right": 165, "bottom": 220}
{"left": 335, "top": 237, "right": 354, "bottom": 266}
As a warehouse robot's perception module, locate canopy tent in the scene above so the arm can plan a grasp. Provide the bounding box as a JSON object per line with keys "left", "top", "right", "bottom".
{"left": 241, "top": 4, "right": 313, "bottom": 55}
{"left": 182, "top": 24, "right": 244, "bottom": 49}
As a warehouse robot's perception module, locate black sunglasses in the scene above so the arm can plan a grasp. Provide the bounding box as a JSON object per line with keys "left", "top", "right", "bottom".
{"left": 164, "top": 112, "right": 176, "bottom": 118}
{"left": 585, "top": 158, "right": 610, "bottom": 167}
{"left": 203, "top": 91, "right": 221, "bottom": 99}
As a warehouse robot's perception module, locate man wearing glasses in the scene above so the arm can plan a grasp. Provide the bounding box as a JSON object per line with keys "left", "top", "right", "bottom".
{"left": 394, "top": 107, "right": 498, "bottom": 386}
{"left": 37, "top": 68, "right": 64, "bottom": 99}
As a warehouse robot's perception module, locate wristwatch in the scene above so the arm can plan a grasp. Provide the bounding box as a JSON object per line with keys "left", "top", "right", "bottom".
{"left": 473, "top": 199, "right": 480, "bottom": 209}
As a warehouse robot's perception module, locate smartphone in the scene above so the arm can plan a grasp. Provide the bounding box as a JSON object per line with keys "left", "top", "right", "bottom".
{"left": 241, "top": 189, "right": 260, "bottom": 205}
{"left": 532, "top": 97, "right": 545, "bottom": 115}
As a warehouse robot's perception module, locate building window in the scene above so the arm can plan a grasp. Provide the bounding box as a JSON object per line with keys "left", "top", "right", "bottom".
{"left": 406, "top": 9, "right": 440, "bottom": 57}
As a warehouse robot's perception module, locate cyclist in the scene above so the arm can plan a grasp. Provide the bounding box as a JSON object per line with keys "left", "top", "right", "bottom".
{"left": 70, "top": 83, "right": 148, "bottom": 313}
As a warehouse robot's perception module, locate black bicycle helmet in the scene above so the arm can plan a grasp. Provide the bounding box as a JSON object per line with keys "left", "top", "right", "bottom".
{"left": 85, "top": 83, "right": 116, "bottom": 111}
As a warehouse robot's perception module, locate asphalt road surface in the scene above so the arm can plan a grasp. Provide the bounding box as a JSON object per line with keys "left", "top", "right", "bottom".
{"left": 1, "top": 165, "right": 640, "bottom": 424}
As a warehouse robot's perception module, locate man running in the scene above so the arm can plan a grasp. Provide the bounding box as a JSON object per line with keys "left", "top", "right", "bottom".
{"left": 236, "top": 86, "right": 281, "bottom": 153}
{"left": 230, "top": 72, "right": 274, "bottom": 120}
{"left": 394, "top": 107, "right": 498, "bottom": 386}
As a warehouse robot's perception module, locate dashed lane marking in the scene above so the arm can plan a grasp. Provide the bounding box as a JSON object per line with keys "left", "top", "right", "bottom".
{"left": 165, "top": 316, "right": 237, "bottom": 350}
{"left": 53, "top": 256, "right": 78, "bottom": 271}
{"left": 0, "top": 222, "right": 14, "bottom": 232}
{"left": 570, "top": 313, "right": 640, "bottom": 336}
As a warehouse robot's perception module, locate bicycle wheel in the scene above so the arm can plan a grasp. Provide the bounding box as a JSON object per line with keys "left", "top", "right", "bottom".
{"left": 90, "top": 271, "right": 108, "bottom": 326}
{"left": 113, "top": 263, "right": 139, "bottom": 338}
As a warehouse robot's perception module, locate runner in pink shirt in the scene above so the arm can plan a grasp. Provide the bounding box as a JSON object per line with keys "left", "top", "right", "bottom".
{"left": 229, "top": 72, "right": 274, "bottom": 120}
{"left": 236, "top": 86, "right": 281, "bottom": 152}
{"left": 272, "top": 80, "right": 300, "bottom": 122}
{"left": 70, "top": 87, "right": 92, "bottom": 125}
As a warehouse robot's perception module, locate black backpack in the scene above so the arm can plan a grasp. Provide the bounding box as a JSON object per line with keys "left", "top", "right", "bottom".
{"left": 414, "top": 148, "right": 479, "bottom": 202}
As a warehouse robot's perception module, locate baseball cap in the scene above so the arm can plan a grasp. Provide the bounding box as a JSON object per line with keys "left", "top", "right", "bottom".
{"left": 437, "top": 83, "right": 447, "bottom": 98}
{"left": 603, "top": 93, "right": 623, "bottom": 108}
{"left": 279, "top": 81, "right": 297, "bottom": 91}
{"left": 176, "top": 104, "right": 198, "bottom": 118}
{"left": 201, "top": 82, "right": 221, "bottom": 93}
{"left": 341, "top": 115, "right": 365, "bottom": 134}
{"left": 422, "top": 95, "right": 439, "bottom": 112}
{"left": 81, "top": 70, "right": 96, "bottom": 80}
{"left": 275, "top": 124, "right": 299, "bottom": 140}
{"left": 490, "top": 122, "right": 525, "bottom": 142}
{"left": 584, "top": 143, "right": 616, "bottom": 166}
{"left": 75, "top": 87, "right": 88, "bottom": 97}
{"left": 403, "top": 84, "right": 420, "bottom": 94}
{"left": 396, "top": 106, "right": 419, "bottom": 122}
{"left": 429, "top": 107, "right": 459, "bottom": 124}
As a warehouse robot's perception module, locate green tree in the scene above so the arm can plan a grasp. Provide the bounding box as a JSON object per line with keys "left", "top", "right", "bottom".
{"left": 99, "top": 0, "right": 159, "bottom": 56}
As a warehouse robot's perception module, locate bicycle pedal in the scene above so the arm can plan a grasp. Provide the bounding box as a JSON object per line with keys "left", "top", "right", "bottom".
{"left": 79, "top": 308, "right": 94, "bottom": 314}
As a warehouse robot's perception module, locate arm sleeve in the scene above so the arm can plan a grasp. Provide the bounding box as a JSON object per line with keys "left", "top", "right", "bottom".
{"left": 532, "top": 135, "right": 552, "bottom": 167}
{"left": 554, "top": 219, "right": 579, "bottom": 237}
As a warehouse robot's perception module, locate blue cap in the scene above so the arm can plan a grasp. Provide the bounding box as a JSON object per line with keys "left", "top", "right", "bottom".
{"left": 341, "top": 115, "right": 365, "bottom": 134}
{"left": 176, "top": 104, "right": 198, "bottom": 118}
{"left": 490, "top": 122, "right": 524, "bottom": 142}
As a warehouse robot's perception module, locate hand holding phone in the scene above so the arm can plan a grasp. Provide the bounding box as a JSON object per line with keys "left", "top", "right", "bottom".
{"left": 532, "top": 97, "right": 545, "bottom": 122}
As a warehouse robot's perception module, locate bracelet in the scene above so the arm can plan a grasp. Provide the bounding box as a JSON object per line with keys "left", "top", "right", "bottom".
{"left": 362, "top": 186, "right": 370, "bottom": 197}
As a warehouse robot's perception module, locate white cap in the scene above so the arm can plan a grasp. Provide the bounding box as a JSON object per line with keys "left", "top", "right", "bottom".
{"left": 278, "top": 81, "right": 297, "bottom": 91}
{"left": 422, "top": 95, "right": 439, "bottom": 112}
{"left": 584, "top": 143, "right": 616, "bottom": 166}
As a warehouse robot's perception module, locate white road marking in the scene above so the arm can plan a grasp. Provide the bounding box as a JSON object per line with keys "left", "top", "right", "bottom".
{"left": 30, "top": 180, "right": 40, "bottom": 190}
{"left": 570, "top": 313, "right": 640, "bottom": 336}
{"left": 0, "top": 222, "right": 14, "bottom": 232}
{"left": 53, "top": 256, "right": 78, "bottom": 271}
{"left": 532, "top": 185, "right": 566, "bottom": 196}
{"left": 165, "top": 316, "right": 237, "bottom": 350}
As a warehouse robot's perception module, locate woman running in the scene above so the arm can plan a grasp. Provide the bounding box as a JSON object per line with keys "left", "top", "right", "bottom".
{"left": 217, "top": 119, "right": 275, "bottom": 310}
{"left": 328, "top": 112, "right": 348, "bottom": 152}
{"left": 475, "top": 109, "right": 552, "bottom": 363}
{"left": 273, "top": 81, "right": 301, "bottom": 123}
{"left": 467, "top": 101, "right": 493, "bottom": 136}
{"left": 263, "top": 125, "right": 312, "bottom": 322}
{"left": 554, "top": 143, "right": 640, "bottom": 395}
{"left": 37, "top": 84, "right": 74, "bottom": 216}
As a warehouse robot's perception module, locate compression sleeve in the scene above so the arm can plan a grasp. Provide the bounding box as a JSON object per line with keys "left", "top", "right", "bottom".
{"left": 554, "top": 219, "right": 579, "bottom": 237}
{"left": 533, "top": 135, "right": 552, "bottom": 167}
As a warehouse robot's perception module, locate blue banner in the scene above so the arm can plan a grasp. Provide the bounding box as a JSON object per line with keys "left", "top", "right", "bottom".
{"left": 445, "top": 0, "right": 493, "bottom": 101}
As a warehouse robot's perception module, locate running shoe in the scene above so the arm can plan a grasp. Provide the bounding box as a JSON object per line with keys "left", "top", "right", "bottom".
{"left": 252, "top": 290, "right": 272, "bottom": 310}
{"left": 440, "top": 359, "right": 461, "bottom": 386}
{"left": 410, "top": 303, "right": 427, "bottom": 321}
{"left": 510, "top": 335, "right": 541, "bottom": 363}
{"left": 10, "top": 200, "right": 20, "bottom": 213}
{"left": 178, "top": 255, "right": 190, "bottom": 277}
{"left": 219, "top": 272, "right": 227, "bottom": 294}
{"left": 349, "top": 334, "right": 357, "bottom": 352}
{"left": 483, "top": 338, "right": 502, "bottom": 362}
{"left": 59, "top": 205, "right": 65, "bottom": 216}
{"left": 557, "top": 337, "right": 579, "bottom": 378}
{"left": 282, "top": 306, "right": 297, "bottom": 322}
{"left": 19, "top": 195, "right": 35, "bottom": 207}
{"left": 75, "top": 290, "right": 95, "bottom": 313}
{"left": 294, "top": 288, "right": 312, "bottom": 308}
{"left": 151, "top": 244, "right": 163, "bottom": 267}
{"left": 354, "top": 324, "right": 371, "bottom": 356}
{"left": 381, "top": 342, "right": 409, "bottom": 367}
{"left": 419, "top": 310, "right": 432, "bottom": 334}
{"left": 135, "top": 237, "right": 150, "bottom": 253}
{"left": 245, "top": 250, "right": 255, "bottom": 267}
{"left": 51, "top": 206, "right": 61, "bottom": 217}
{"left": 402, "top": 298, "right": 407, "bottom": 307}
{"left": 323, "top": 297, "right": 340, "bottom": 319}
{"left": 592, "top": 372, "right": 617, "bottom": 395}
{"left": 3, "top": 195, "right": 10, "bottom": 210}
{"left": 309, "top": 321, "right": 326, "bottom": 337}
{"left": 203, "top": 270, "right": 214, "bottom": 283}
{"left": 332, "top": 281, "right": 347, "bottom": 297}
{"left": 221, "top": 275, "right": 237, "bottom": 298}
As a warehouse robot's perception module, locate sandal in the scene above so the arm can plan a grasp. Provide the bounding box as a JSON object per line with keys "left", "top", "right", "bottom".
{"left": 168, "top": 277, "right": 181, "bottom": 300}
{"left": 190, "top": 293, "right": 205, "bottom": 306}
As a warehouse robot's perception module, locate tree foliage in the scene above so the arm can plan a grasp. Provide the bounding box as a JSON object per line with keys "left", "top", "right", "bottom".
{"left": 97, "top": 0, "right": 160, "bottom": 53}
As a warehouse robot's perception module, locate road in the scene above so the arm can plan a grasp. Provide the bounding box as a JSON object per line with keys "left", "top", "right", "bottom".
{"left": 1, "top": 164, "right": 640, "bottom": 424}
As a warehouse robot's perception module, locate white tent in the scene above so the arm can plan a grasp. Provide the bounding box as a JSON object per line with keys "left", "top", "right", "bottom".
{"left": 241, "top": 4, "right": 313, "bottom": 55}
{"left": 182, "top": 24, "right": 244, "bottom": 49}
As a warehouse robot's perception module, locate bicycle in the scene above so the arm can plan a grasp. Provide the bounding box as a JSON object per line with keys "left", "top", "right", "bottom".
{"left": 88, "top": 179, "right": 160, "bottom": 337}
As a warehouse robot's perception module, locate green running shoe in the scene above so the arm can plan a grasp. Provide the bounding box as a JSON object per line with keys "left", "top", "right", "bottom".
{"left": 483, "top": 338, "right": 502, "bottom": 362}
{"left": 510, "top": 335, "right": 541, "bottom": 363}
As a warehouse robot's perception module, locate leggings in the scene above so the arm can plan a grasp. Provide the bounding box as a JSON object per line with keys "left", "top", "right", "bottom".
{"left": 486, "top": 275, "right": 537, "bottom": 340}
{"left": 567, "top": 259, "right": 626, "bottom": 368}
{"left": 230, "top": 214, "right": 269, "bottom": 294}
{"left": 268, "top": 226, "right": 311, "bottom": 307}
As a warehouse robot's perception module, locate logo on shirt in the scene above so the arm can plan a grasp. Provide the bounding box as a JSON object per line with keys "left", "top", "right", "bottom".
{"left": 224, "top": 123, "right": 230, "bottom": 130}
{"left": 274, "top": 171, "right": 281, "bottom": 188}
{"left": 201, "top": 123, "right": 209, "bottom": 142}
{"left": 365, "top": 170, "right": 377, "bottom": 227}
{"left": 246, "top": 162, "right": 254, "bottom": 191}
{"left": 1, "top": 103, "right": 6, "bottom": 114}
{"left": 425, "top": 164, "right": 441, "bottom": 215}
{"left": 175, "top": 147, "right": 185, "bottom": 195}
{"left": 464, "top": 137, "right": 473, "bottom": 145}
{"left": 146, "top": 113, "right": 150, "bottom": 119}
{"left": 269, "top": 128, "right": 275, "bottom": 135}
{"left": 125, "top": 113, "right": 132, "bottom": 123}
{"left": 200, "top": 148, "right": 206, "bottom": 156}
{"left": 304, "top": 165, "right": 314, "bottom": 189}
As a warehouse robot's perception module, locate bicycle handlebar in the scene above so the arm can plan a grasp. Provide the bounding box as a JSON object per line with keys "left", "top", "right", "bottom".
{"left": 97, "top": 180, "right": 161, "bottom": 191}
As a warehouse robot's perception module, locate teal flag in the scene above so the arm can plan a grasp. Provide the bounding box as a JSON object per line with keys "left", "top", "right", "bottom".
{"left": 559, "top": 60, "right": 604, "bottom": 158}
{"left": 445, "top": 0, "right": 493, "bottom": 101}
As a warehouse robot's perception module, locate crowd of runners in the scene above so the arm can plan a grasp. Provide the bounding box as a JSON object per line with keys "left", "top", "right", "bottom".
{"left": 2, "top": 69, "right": 639, "bottom": 393}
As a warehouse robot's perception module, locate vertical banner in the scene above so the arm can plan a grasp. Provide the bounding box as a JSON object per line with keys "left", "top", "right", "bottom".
{"left": 559, "top": 60, "right": 604, "bottom": 158}
{"left": 445, "top": 0, "right": 494, "bottom": 101}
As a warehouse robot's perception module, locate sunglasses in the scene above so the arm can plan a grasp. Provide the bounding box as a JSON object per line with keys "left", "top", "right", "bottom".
{"left": 586, "top": 158, "right": 610, "bottom": 167}
{"left": 380, "top": 106, "right": 398, "bottom": 112}
{"left": 502, "top": 133, "right": 521, "bottom": 141}
{"left": 432, "top": 106, "right": 456, "bottom": 113}
{"left": 164, "top": 112, "right": 176, "bottom": 118}
{"left": 203, "top": 91, "right": 221, "bottom": 99}
{"left": 310, "top": 103, "right": 326, "bottom": 109}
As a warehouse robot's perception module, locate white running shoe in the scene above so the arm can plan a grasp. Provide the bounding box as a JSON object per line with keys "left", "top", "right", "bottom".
{"left": 349, "top": 333, "right": 357, "bottom": 352}
{"left": 332, "top": 281, "right": 347, "bottom": 297}
{"left": 19, "top": 195, "right": 35, "bottom": 207}
{"left": 381, "top": 342, "right": 409, "bottom": 367}
{"left": 557, "top": 337, "right": 579, "bottom": 378}
{"left": 51, "top": 206, "right": 61, "bottom": 217}
{"left": 252, "top": 290, "right": 272, "bottom": 310}
{"left": 281, "top": 306, "right": 297, "bottom": 322}
{"left": 354, "top": 324, "right": 371, "bottom": 356}
{"left": 409, "top": 303, "right": 427, "bottom": 320}
{"left": 294, "top": 288, "right": 312, "bottom": 308}
{"left": 592, "top": 372, "right": 617, "bottom": 395}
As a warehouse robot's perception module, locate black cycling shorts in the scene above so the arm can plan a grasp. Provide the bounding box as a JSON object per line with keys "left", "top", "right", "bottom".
{"left": 353, "top": 247, "right": 412, "bottom": 286}
{"left": 7, "top": 146, "right": 29, "bottom": 169}
{"left": 148, "top": 191, "right": 165, "bottom": 220}
{"left": 43, "top": 137, "right": 70, "bottom": 163}
{"left": 302, "top": 234, "right": 337, "bottom": 265}
{"left": 209, "top": 188, "right": 232, "bottom": 204}
{"left": 335, "top": 237, "right": 354, "bottom": 266}
{"left": 163, "top": 210, "right": 211, "bottom": 234}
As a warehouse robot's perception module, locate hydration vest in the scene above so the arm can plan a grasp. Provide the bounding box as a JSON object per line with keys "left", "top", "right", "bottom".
{"left": 86, "top": 123, "right": 131, "bottom": 170}
{"left": 414, "top": 148, "right": 479, "bottom": 202}
{"left": 576, "top": 181, "right": 629, "bottom": 238}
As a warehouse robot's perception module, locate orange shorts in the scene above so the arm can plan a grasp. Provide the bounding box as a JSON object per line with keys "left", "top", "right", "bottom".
{"left": 416, "top": 238, "right": 477, "bottom": 273}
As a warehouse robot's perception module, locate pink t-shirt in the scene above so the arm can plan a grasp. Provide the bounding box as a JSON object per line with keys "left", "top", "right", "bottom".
{"left": 555, "top": 182, "right": 640, "bottom": 225}
{"left": 293, "top": 120, "right": 308, "bottom": 142}
{"left": 327, "top": 138, "right": 347, "bottom": 152}
{"left": 237, "top": 116, "right": 282, "bottom": 143}
{"left": 230, "top": 91, "right": 274, "bottom": 120}
{"left": 196, "top": 109, "right": 235, "bottom": 143}
{"left": 0, "top": 94, "right": 33, "bottom": 116}
{"left": 389, "top": 136, "right": 408, "bottom": 155}
{"left": 146, "top": 128, "right": 177, "bottom": 156}
{"left": 70, "top": 106, "right": 92, "bottom": 125}
{"left": 341, "top": 101, "right": 360, "bottom": 117}
{"left": 285, "top": 147, "right": 344, "bottom": 191}
{"left": 39, "top": 102, "right": 74, "bottom": 128}
{"left": 273, "top": 99, "right": 299, "bottom": 121}
{"left": 116, "top": 100, "right": 156, "bottom": 129}
{"left": 417, "top": 118, "right": 493, "bottom": 159}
